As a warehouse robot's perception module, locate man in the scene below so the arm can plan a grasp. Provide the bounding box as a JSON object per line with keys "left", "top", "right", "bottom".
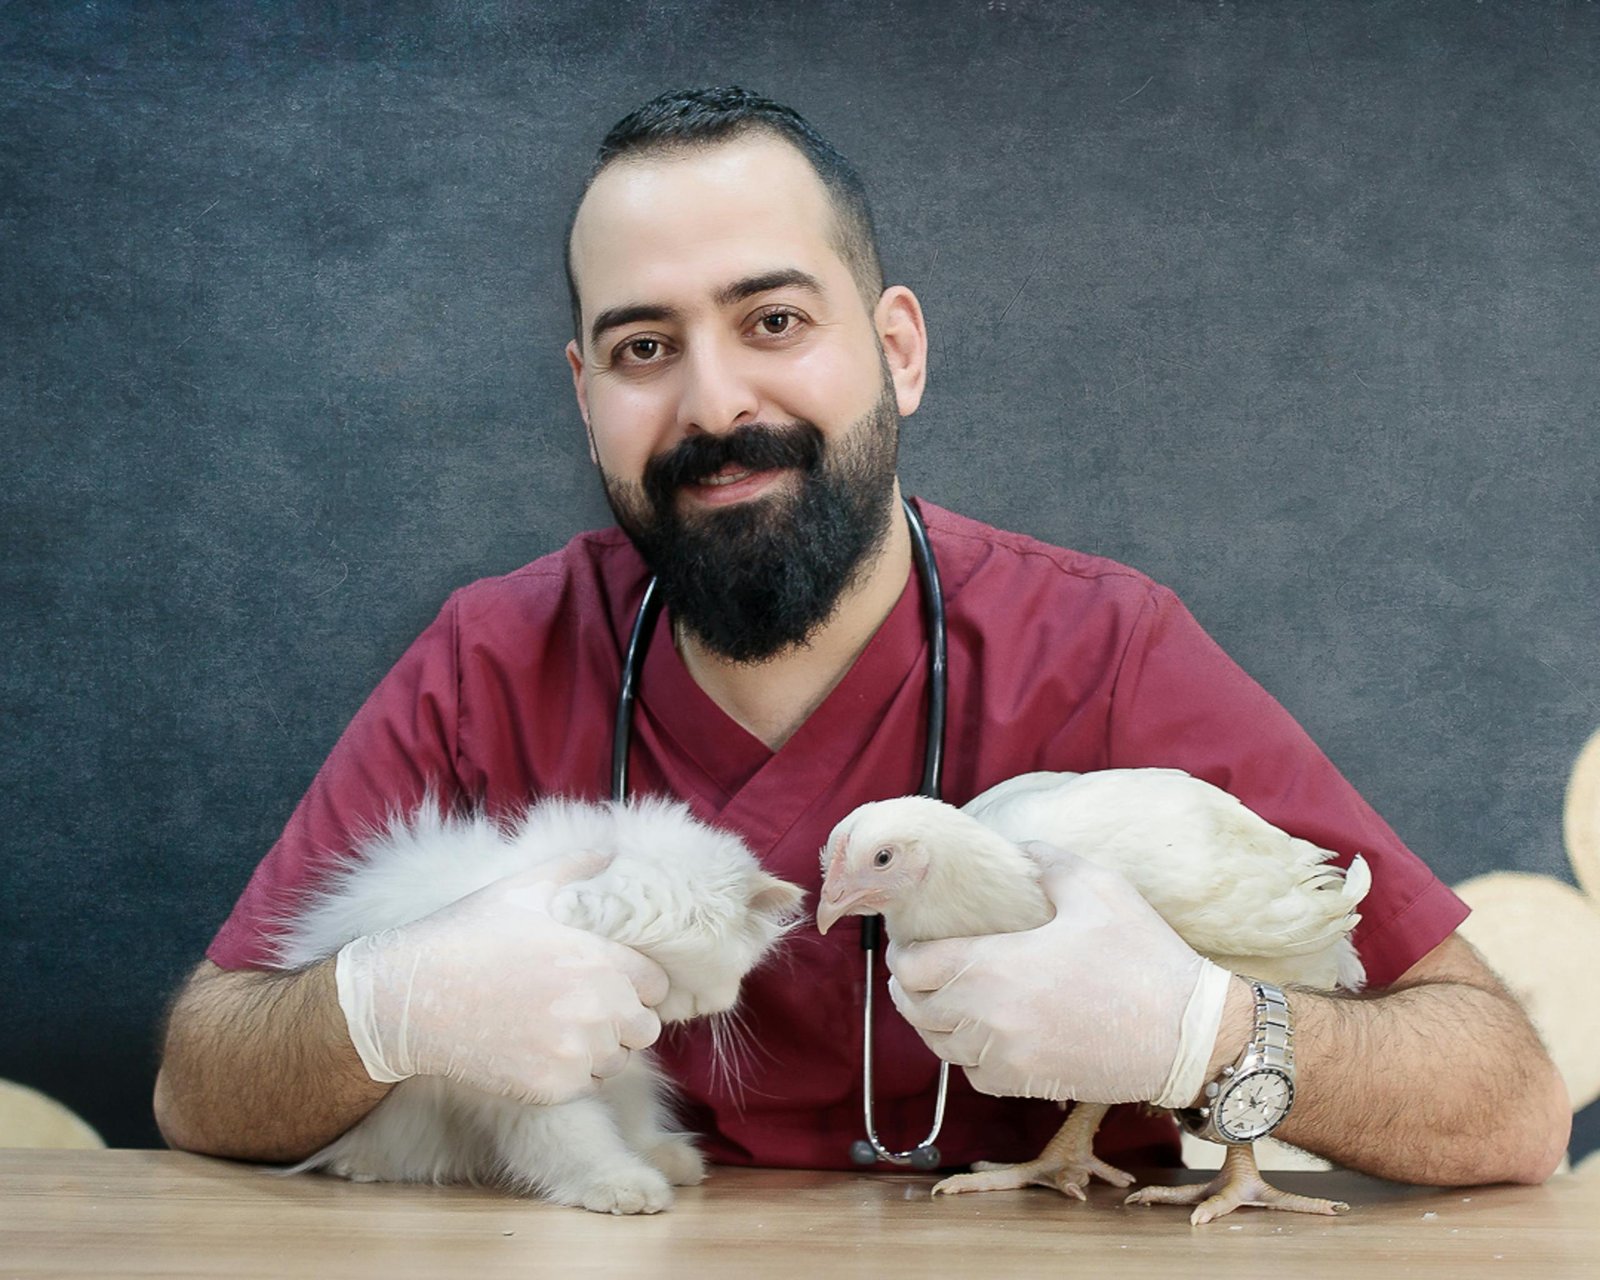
{"left": 155, "top": 87, "right": 1568, "bottom": 1187}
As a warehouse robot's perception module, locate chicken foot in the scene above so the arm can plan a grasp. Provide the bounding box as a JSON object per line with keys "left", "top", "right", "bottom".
{"left": 931, "top": 1102, "right": 1133, "bottom": 1200}
{"left": 1125, "top": 1141, "right": 1350, "bottom": 1225}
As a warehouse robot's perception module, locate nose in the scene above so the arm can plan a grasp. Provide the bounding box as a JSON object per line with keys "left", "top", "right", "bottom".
{"left": 677, "top": 334, "right": 760, "bottom": 436}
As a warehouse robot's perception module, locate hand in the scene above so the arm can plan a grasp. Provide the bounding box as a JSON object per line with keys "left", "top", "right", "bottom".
{"left": 334, "top": 850, "right": 669, "bottom": 1105}
{"left": 885, "top": 843, "right": 1233, "bottom": 1106}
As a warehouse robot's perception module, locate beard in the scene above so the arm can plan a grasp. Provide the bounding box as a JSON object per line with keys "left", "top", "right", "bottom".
{"left": 598, "top": 378, "right": 901, "bottom": 664}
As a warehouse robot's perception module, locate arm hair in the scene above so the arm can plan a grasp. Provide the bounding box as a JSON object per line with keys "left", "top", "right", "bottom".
{"left": 153, "top": 958, "right": 391, "bottom": 1162}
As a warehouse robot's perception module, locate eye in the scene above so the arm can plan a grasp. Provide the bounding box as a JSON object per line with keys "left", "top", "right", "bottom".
{"left": 750, "top": 307, "right": 804, "bottom": 339}
{"left": 610, "top": 335, "right": 671, "bottom": 368}
{"left": 872, "top": 847, "right": 894, "bottom": 868}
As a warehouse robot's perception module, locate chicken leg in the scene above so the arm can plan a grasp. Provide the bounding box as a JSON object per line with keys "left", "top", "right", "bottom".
{"left": 1125, "top": 1142, "right": 1350, "bottom": 1225}
{"left": 931, "top": 1102, "right": 1134, "bottom": 1200}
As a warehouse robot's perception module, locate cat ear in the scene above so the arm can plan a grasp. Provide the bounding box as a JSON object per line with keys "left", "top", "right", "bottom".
{"left": 748, "top": 871, "right": 805, "bottom": 920}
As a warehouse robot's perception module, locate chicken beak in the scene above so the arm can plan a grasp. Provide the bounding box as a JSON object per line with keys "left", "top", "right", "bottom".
{"left": 816, "top": 881, "right": 878, "bottom": 936}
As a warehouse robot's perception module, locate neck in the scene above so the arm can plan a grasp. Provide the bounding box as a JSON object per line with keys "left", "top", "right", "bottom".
{"left": 893, "top": 817, "right": 1049, "bottom": 942}
{"left": 676, "top": 485, "right": 914, "bottom": 751}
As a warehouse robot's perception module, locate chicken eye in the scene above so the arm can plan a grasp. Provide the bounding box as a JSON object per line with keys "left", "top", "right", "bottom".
{"left": 872, "top": 847, "right": 894, "bottom": 868}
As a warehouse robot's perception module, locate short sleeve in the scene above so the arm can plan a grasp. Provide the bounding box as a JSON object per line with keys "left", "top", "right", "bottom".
{"left": 1107, "top": 584, "right": 1469, "bottom": 988}
{"left": 206, "top": 596, "right": 468, "bottom": 969}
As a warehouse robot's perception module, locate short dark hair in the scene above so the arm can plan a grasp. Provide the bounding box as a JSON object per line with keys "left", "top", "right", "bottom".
{"left": 565, "top": 86, "right": 886, "bottom": 343}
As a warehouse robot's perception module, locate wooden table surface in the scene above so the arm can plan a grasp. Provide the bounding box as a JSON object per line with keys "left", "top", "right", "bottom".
{"left": 2, "top": 1149, "right": 1596, "bottom": 1279}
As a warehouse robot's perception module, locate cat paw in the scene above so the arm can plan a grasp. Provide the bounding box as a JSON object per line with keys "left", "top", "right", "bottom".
{"left": 578, "top": 1165, "right": 675, "bottom": 1215}
{"left": 646, "top": 1137, "right": 707, "bottom": 1186}
{"left": 323, "top": 1158, "right": 386, "bottom": 1184}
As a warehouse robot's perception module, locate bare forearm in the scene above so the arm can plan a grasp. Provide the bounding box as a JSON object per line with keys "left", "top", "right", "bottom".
{"left": 1256, "top": 944, "right": 1570, "bottom": 1185}
{"left": 154, "top": 958, "right": 390, "bottom": 1162}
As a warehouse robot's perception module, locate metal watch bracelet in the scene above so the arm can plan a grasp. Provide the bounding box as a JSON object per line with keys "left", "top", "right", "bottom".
{"left": 1177, "top": 978, "right": 1295, "bottom": 1144}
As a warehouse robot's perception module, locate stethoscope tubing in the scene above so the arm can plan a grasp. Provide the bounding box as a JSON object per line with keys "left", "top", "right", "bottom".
{"left": 613, "top": 496, "right": 950, "bottom": 1168}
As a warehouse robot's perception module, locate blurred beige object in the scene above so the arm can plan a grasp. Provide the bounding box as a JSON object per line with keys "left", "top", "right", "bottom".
{"left": 1567, "top": 726, "right": 1600, "bottom": 901}
{"left": 1454, "top": 872, "right": 1600, "bottom": 1112}
{"left": 0, "top": 1080, "right": 103, "bottom": 1150}
{"left": 1181, "top": 1132, "right": 1331, "bottom": 1173}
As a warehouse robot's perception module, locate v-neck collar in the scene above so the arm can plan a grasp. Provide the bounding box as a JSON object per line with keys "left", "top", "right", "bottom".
{"left": 636, "top": 552, "right": 928, "bottom": 834}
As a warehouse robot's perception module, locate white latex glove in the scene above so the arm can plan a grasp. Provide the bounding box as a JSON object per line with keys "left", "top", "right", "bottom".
{"left": 885, "top": 843, "right": 1234, "bottom": 1107}
{"left": 335, "top": 850, "right": 669, "bottom": 1105}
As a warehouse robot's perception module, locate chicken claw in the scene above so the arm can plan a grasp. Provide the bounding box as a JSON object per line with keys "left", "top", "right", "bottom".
{"left": 932, "top": 1102, "right": 1133, "bottom": 1200}
{"left": 1125, "top": 1143, "right": 1349, "bottom": 1225}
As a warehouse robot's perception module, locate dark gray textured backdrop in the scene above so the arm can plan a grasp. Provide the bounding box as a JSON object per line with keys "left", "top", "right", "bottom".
{"left": 3, "top": 2, "right": 1597, "bottom": 1155}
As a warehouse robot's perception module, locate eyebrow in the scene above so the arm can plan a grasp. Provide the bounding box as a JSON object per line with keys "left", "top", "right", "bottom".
{"left": 714, "top": 268, "right": 824, "bottom": 307}
{"left": 588, "top": 268, "right": 826, "bottom": 349}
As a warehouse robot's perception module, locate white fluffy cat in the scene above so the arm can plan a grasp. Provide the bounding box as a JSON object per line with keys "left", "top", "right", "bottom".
{"left": 271, "top": 795, "right": 803, "bottom": 1214}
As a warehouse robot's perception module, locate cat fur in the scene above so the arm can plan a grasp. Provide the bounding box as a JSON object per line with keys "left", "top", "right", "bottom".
{"left": 271, "top": 795, "right": 803, "bottom": 1214}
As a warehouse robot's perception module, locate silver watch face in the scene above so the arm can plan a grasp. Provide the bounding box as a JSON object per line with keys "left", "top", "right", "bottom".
{"left": 1214, "top": 1068, "right": 1295, "bottom": 1143}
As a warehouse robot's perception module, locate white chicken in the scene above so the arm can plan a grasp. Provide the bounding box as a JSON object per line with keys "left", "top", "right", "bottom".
{"left": 816, "top": 767, "right": 1372, "bottom": 1224}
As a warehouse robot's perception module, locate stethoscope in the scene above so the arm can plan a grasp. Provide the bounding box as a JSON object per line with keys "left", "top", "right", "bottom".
{"left": 611, "top": 496, "right": 950, "bottom": 1171}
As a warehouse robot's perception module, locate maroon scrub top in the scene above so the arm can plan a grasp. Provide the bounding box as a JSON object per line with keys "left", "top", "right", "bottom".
{"left": 209, "top": 500, "right": 1468, "bottom": 1171}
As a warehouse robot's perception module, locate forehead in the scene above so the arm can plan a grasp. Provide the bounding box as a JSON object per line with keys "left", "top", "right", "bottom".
{"left": 569, "top": 135, "right": 851, "bottom": 319}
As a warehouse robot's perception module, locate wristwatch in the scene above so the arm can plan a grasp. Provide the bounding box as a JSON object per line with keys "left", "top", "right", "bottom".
{"left": 1178, "top": 978, "right": 1295, "bottom": 1144}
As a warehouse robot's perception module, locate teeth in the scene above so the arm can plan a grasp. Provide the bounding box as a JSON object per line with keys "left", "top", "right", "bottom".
{"left": 702, "top": 469, "right": 753, "bottom": 486}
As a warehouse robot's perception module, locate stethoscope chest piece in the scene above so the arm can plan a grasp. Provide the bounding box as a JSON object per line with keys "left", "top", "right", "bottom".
{"left": 852, "top": 1139, "right": 942, "bottom": 1171}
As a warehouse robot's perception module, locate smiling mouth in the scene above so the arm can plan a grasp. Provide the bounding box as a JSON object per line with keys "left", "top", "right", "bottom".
{"left": 698, "top": 468, "right": 756, "bottom": 487}
{"left": 679, "top": 465, "right": 792, "bottom": 506}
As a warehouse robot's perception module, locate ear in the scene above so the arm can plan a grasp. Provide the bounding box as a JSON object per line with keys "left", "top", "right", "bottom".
{"left": 565, "top": 339, "right": 598, "bottom": 464}
{"left": 874, "top": 285, "right": 928, "bottom": 418}
{"left": 748, "top": 870, "right": 805, "bottom": 920}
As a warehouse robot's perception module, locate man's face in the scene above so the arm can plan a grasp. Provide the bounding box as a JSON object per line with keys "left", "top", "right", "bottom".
{"left": 565, "top": 134, "right": 926, "bottom": 661}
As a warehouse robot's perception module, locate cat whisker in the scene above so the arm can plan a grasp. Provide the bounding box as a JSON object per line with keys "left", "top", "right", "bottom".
{"left": 705, "top": 1011, "right": 740, "bottom": 1101}
{"left": 707, "top": 1008, "right": 763, "bottom": 1104}
{"left": 704, "top": 1003, "right": 794, "bottom": 1108}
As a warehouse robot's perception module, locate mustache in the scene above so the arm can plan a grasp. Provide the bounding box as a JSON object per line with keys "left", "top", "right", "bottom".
{"left": 643, "top": 422, "right": 823, "bottom": 503}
